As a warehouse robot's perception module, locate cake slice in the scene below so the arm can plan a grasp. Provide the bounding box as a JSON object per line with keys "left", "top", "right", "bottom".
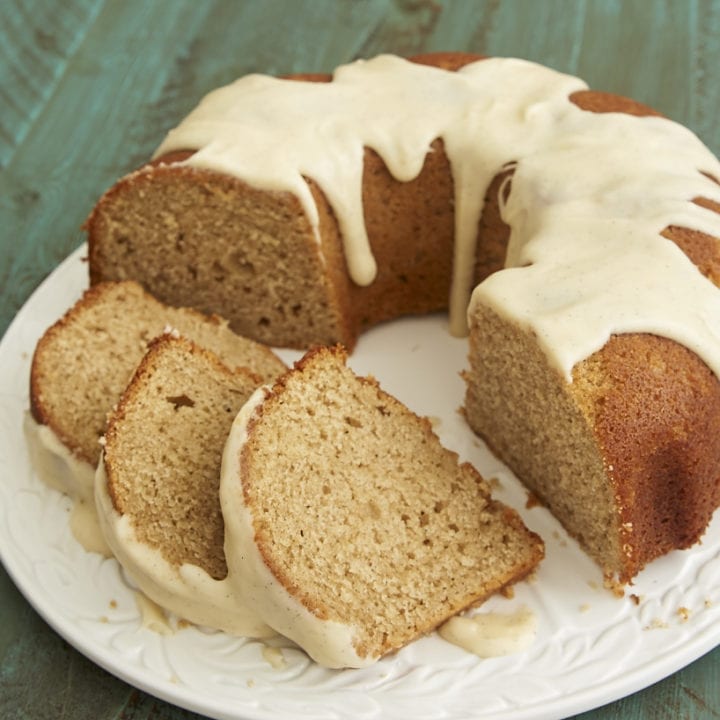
{"left": 220, "top": 345, "right": 544, "bottom": 667}
{"left": 96, "top": 334, "right": 273, "bottom": 636}
{"left": 28, "top": 280, "right": 286, "bottom": 502}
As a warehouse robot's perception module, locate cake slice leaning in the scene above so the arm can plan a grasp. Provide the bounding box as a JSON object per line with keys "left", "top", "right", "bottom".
{"left": 28, "top": 280, "right": 286, "bottom": 505}
{"left": 220, "top": 345, "right": 544, "bottom": 668}
{"left": 96, "top": 334, "right": 273, "bottom": 637}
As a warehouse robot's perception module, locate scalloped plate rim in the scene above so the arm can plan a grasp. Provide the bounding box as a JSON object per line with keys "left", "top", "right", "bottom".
{"left": 0, "top": 245, "right": 718, "bottom": 720}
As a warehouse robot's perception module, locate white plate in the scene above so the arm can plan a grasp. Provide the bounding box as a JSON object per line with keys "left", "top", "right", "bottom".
{"left": 1, "top": 246, "right": 719, "bottom": 720}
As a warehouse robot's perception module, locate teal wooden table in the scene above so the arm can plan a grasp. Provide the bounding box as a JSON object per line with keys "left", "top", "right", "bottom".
{"left": 1, "top": 1, "right": 719, "bottom": 718}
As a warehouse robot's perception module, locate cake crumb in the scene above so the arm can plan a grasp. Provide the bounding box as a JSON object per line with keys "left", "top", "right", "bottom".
{"left": 579, "top": 603, "right": 590, "bottom": 613}
{"left": 704, "top": 598, "right": 713, "bottom": 609}
{"left": 487, "top": 476, "right": 502, "bottom": 490}
{"left": 525, "top": 491, "right": 541, "bottom": 509}
{"left": 603, "top": 574, "right": 625, "bottom": 597}
{"left": 644, "top": 617, "right": 668, "bottom": 630}
{"left": 163, "top": 324, "right": 181, "bottom": 338}
{"left": 247, "top": 678, "right": 255, "bottom": 688}
{"left": 262, "top": 645, "right": 286, "bottom": 669}
{"left": 677, "top": 607, "right": 691, "bottom": 622}
{"left": 109, "top": 599, "right": 117, "bottom": 609}
{"left": 500, "top": 585, "right": 515, "bottom": 599}
{"left": 629, "top": 593, "right": 641, "bottom": 606}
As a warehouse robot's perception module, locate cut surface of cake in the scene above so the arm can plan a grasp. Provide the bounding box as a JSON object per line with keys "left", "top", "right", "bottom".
{"left": 220, "top": 345, "right": 544, "bottom": 667}
{"left": 28, "top": 280, "right": 286, "bottom": 502}
{"left": 84, "top": 52, "right": 720, "bottom": 584}
{"left": 97, "top": 334, "right": 273, "bottom": 637}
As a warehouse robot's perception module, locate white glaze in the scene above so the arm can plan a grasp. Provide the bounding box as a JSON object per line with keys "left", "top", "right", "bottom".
{"left": 438, "top": 607, "right": 537, "bottom": 658}
{"left": 23, "top": 412, "right": 111, "bottom": 556}
{"left": 95, "top": 458, "right": 274, "bottom": 638}
{"left": 134, "top": 591, "right": 175, "bottom": 636}
{"left": 23, "top": 412, "right": 95, "bottom": 501}
{"left": 155, "top": 54, "right": 720, "bottom": 379}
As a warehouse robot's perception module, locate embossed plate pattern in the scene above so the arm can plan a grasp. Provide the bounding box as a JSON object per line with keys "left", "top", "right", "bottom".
{"left": 0, "top": 247, "right": 719, "bottom": 720}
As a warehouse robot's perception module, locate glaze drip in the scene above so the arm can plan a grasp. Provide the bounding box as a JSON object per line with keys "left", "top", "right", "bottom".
{"left": 155, "top": 54, "right": 720, "bottom": 379}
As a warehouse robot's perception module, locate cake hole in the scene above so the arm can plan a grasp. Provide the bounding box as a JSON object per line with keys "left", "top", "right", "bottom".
{"left": 345, "top": 416, "right": 362, "bottom": 428}
{"left": 231, "top": 255, "right": 255, "bottom": 274}
{"left": 212, "top": 260, "right": 225, "bottom": 282}
{"left": 166, "top": 394, "right": 195, "bottom": 410}
{"left": 117, "top": 235, "right": 135, "bottom": 254}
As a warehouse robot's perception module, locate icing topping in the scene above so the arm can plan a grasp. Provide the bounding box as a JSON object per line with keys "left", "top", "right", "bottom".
{"left": 155, "top": 54, "right": 720, "bottom": 380}
{"left": 473, "top": 111, "right": 720, "bottom": 379}
{"left": 438, "top": 606, "right": 537, "bottom": 657}
{"left": 23, "top": 411, "right": 96, "bottom": 501}
{"left": 95, "top": 458, "right": 274, "bottom": 638}
{"left": 23, "top": 412, "right": 111, "bottom": 556}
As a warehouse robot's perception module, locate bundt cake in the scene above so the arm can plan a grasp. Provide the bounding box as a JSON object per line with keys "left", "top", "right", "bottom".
{"left": 219, "top": 345, "right": 544, "bottom": 667}
{"left": 84, "top": 52, "right": 720, "bottom": 584}
{"left": 28, "top": 280, "right": 286, "bottom": 505}
{"left": 96, "top": 334, "right": 273, "bottom": 637}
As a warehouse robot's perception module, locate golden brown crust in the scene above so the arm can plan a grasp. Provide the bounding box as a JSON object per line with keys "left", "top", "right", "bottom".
{"left": 573, "top": 333, "right": 720, "bottom": 582}
{"left": 29, "top": 283, "right": 112, "bottom": 460}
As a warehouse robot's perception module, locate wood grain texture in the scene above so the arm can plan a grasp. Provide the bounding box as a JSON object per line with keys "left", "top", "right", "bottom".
{"left": 1, "top": 1, "right": 719, "bottom": 718}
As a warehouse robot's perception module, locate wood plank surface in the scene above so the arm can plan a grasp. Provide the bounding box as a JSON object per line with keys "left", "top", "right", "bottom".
{"left": 1, "top": 1, "right": 719, "bottom": 718}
